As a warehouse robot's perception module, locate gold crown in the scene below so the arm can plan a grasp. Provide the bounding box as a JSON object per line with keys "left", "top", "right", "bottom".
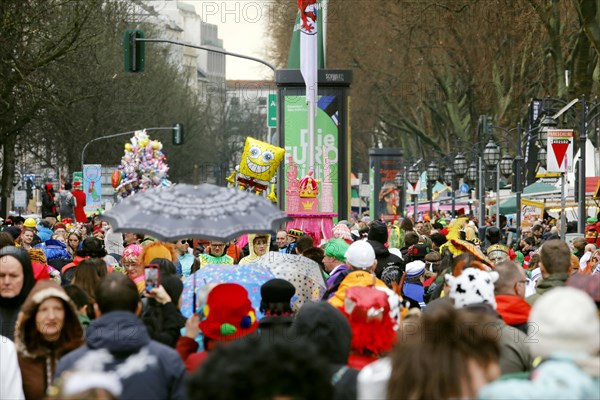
{"left": 301, "top": 200, "right": 315, "bottom": 210}
{"left": 299, "top": 186, "right": 318, "bottom": 198}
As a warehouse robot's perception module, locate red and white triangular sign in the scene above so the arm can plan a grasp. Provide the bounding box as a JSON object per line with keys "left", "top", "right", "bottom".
{"left": 546, "top": 129, "right": 573, "bottom": 173}
{"left": 551, "top": 142, "right": 569, "bottom": 168}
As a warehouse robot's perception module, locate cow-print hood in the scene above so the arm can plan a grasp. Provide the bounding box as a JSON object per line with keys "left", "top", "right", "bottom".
{"left": 445, "top": 269, "right": 499, "bottom": 309}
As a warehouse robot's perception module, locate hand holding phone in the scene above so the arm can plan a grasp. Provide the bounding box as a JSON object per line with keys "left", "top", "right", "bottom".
{"left": 144, "top": 264, "right": 160, "bottom": 293}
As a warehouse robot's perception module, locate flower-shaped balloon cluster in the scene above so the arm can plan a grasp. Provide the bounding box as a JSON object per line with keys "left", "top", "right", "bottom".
{"left": 113, "top": 130, "right": 172, "bottom": 199}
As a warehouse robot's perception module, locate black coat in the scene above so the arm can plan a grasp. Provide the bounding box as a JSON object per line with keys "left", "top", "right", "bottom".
{"left": 367, "top": 240, "right": 405, "bottom": 287}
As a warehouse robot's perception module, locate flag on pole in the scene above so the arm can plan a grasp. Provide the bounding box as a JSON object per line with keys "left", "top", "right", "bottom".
{"left": 297, "top": 0, "right": 318, "bottom": 104}
{"left": 288, "top": 0, "right": 325, "bottom": 69}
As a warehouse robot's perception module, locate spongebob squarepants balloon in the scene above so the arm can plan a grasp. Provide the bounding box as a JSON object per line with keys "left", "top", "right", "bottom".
{"left": 238, "top": 137, "right": 285, "bottom": 193}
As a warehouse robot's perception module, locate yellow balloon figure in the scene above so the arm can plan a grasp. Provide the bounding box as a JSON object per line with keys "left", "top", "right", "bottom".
{"left": 238, "top": 137, "right": 285, "bottom": 193}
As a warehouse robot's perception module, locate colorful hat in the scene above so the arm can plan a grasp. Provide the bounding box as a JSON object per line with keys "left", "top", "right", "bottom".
{"left": 332, "top": 224, "right": 353, "bottom": 242}
{"left": 405, "top": 260, "right": 426, "bottom": 279}
{"left": 406, "top": 244, "right": 429, "bottom": 261}
{"left": 287, "top": 229, "right": 304, "bottom": 239}
{"left": 487, "top": 244, "right": 510, "bottom": 263}
{"left": 199, "top": 283, "right": 258, "bottom": 341}
{"left": 323, "top": 238, "right": 350, "bottom": 262}
{"left": 24, "top": 218, "right": 37, "bottom": 229}
{"left": 122, "top": 244, "right": 143, "bottom": 263}
{"left": 140, "top": 241, "right": 175, "bottom": 266}
{"left": 342, "top": 286, "right": 396, "bottom": 356}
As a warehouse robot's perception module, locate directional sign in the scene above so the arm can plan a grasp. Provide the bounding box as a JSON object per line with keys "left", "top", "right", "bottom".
{"left": 14, "top": 190, "right": 27, "bottom": 208}
{"left": 267, "top": 94, "right": 276, "bottom": 128}
{"left": 546, "top": 129, "right": 573, "bottom": 173}
{"left": 459, "top": 183, "right": 469, "bottom": 193}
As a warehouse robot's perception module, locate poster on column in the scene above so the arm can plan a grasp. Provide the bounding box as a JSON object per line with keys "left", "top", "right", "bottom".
{"left": 283, "top": 95, "right": 339, "bottom": 212}
{"left": 546, "top": 129, "right": 574, "bottom": 173}
{"left": 83, "top": 164, "right": 102, "bottom": 212}
{"left": 520, "top": 199, "right": 544, "bottom": 231}
{"left": 369, "top": 149, "right": 402, "bottom": 222}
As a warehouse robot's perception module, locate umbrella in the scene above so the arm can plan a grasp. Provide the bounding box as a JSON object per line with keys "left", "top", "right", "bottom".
{"left": 258, "top": 252, "right": 327, "bottom": 311}
{"left": 181, "top": 263, "right": 276, "bottom": 319}
{"left": 102, "top": 183, "right": 290, "bottom": 242}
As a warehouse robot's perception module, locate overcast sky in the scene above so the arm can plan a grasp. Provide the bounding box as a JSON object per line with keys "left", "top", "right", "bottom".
{"left": 183, "top": 0, "right": 283, "bottom": 80}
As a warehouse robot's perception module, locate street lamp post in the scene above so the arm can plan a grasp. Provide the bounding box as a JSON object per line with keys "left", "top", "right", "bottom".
{"left": 466, "top": 162, "right": 478, "bottom": 217}
{"left": 426, "top": 162, "right": 439, "bottom": 219}
{"left": 453, "top": 154, "right": 468, "bottom": 218}
{"left": 483, "top": 140, "right": 501, "bottom": 229}
{"left": 407, "top": 165, "right": 420, "bottom": 221}
{"left": 394, "top": 171, "right": 405, "bottom": 218}
{"left": 443, "top": 168, "right": 456, "bottom": 217}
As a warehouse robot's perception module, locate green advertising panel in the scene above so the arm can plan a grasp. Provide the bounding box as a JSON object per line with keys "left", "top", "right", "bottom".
{"left": 283, "top": 95, "right": 340, "bottom": 212}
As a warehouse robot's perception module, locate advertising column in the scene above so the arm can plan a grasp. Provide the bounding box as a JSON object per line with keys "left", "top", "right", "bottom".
{"left": 83, "top": 164, "right": 102, "bottom": 212}
{"left": 369, "top": 148, "right": 403, "bottom": 222}
{"left": 277, "top": 69, "right": 352, "bottom": 220}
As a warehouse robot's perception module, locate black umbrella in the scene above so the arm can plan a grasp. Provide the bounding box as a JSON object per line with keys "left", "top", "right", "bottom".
{"left": 101, "top": 183, "right": 290, "bottom": 242}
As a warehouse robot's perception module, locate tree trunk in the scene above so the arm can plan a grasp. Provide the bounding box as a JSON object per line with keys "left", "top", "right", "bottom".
{"left": 1, "top": 134, "right": 17, "bottom": 218}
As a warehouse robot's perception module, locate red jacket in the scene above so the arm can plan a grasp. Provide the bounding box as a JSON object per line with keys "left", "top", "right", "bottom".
{"left": 176, "top": 336, "right": 210, "bottom": 372}
{"left": 72, "top": 189, "right": 87, "bottom": 223}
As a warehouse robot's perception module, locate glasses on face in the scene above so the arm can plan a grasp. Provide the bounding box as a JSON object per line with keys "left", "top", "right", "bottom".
{"left": 210, "top": 243, "right": 225, "bottom": 247}
{"left": 179, "top": 240, "right": 189, "bottom": 245}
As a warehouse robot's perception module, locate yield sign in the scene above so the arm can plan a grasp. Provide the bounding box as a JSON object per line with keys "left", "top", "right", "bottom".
{"left": 546, "top": 129, "right": 573, "bottom": 173}
{"left": 551, "top": 142, "right": 569, "bottom": 167}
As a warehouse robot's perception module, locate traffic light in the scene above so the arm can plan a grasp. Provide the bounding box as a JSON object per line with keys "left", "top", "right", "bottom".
{"left": 173, "top": 123, "right": 184, "bottom": 145}
{"left": 26, "top": 178, "right": 33, "bottom": 201}
{"left": 484, "top": 115, "right": 493, "bottom": 135}
{"left": 124, "top": 30, "right": 145, "bottom": 72}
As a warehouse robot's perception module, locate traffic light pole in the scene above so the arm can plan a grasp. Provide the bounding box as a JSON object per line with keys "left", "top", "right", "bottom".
{"left": 81, "top": 127, "right": 176, "bottom": 172}
{"left": 135, "top": 38, "right": 276, "bottom": 73}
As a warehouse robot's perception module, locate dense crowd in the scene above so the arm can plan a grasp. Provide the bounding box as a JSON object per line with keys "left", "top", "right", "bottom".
{"left": 0, "top": 205, "right": 599, "bottom": 399}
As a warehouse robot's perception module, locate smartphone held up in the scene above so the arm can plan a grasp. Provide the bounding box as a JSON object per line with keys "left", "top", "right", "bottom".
{"left": 145, "top": 264, "right": 160, "bottom": 293}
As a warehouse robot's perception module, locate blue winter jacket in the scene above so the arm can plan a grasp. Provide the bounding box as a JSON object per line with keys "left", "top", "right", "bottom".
{"left": 478, "top": 355, "right": 600, "bottom": 400}
{"left": 55, "top": 311, "right": 186, "bottom": 400}
{"left": 36, "top": 225, "right": 54, "bottom": 242}
{"left": 35, "top": 239, "right": 70, "bottom": 261}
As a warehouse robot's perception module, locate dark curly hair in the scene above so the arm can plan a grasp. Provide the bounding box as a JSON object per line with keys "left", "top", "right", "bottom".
{"left": 187, "top": 336, "right": 333, "bottom": 400}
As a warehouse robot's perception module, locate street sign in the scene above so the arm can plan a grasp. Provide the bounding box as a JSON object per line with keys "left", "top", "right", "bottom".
{"left": 459, "top": 183, "right": 469, "bottom": 193}
{"left": 406, "top": 181, "right": 420, "bottom": 195}
{"left": 73, "top": 171, "right": 83, "bottom": 185}
{"left": 359, "top": 184, "right": 370, "bottom": 198}
{"left": 267, "top": 94, "right": 276, "bottom": 128}
{"left": 14, "top": 190, "right": 27, "bottom": 208}
{"left": 547, "top": 129, "right": 574, "bottom": 173}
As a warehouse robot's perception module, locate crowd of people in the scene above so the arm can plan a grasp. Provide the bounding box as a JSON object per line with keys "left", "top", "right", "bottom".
{"left": 0, "top": 206, "right": 599, "bottom": 399}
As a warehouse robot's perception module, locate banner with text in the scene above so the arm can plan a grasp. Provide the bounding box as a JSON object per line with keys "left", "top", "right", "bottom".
{"left": 521, "top": 199, "right": 545, "bottom": 231}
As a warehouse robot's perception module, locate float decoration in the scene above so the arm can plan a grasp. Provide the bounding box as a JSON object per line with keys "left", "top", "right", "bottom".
{"left": 237, "top": 137, "right": 285, "bottom": 193}
{"left": 113, "top": 130, "right": 172, "bottom": 200}
{"left": 285, "top": 145, "right": 336, "bottom": 246}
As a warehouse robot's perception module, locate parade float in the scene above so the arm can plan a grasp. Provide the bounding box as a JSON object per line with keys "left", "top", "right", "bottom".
{"left": 284, "top": 146, "right": 336, "bottom": 246}
{"left": 227, "top": 137, "right": 335, "bottom": 246}
{"left": 112, "top": 130, "right": 171, "bottom": 200}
